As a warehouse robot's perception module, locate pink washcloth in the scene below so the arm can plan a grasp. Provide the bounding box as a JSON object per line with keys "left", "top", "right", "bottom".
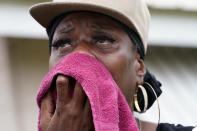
{"left": 37, "top": 52, "right": 139, "bottom": 131}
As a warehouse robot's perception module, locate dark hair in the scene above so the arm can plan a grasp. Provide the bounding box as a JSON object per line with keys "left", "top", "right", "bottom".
{"left": 46, "top": 11, "right": 162, "bottom": 111}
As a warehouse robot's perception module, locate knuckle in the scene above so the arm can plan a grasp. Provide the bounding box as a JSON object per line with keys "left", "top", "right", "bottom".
{"left": 67, "top": 111, "right": 79, "bottom": 120}
{"left": 55, "top": 106, "right": 64, "bottom": 117}
{"left": 56, "top": 103, "right": 82, "bottom": 120}
{"left": 72, "top": 101, "right": 80, "bottom": 110}
{"left": 55, "top": 104, "right": 70, "bottom": 117}
{"left": 72, "top": 109, "right": 80, "bottom": 117}
{"left": 69, "top": 106, "right": 81, "bottom": 118}
{"left": 61, "top": 106, "right": 80, "bottom": 119}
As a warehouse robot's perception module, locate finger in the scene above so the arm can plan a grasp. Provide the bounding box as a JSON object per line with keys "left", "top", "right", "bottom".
{"left": 84, "top": 98, "right": 92, "bottom": 116}
{"left": 72, "top": 82, "right": 86, "bottom": 109}
{"left": 83, "top": 99, "right": 95, "bottom": 130}
{"left": 56, "top": 75, "right": 71, "bottom": 106}
{"left": 40, "top": 91, "right": 55, "bottom": 130}
{"left": 68, "top": 77, "right": 75, "bottom": 97}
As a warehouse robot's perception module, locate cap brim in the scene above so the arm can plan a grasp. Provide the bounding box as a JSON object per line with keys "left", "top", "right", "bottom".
{"left": 29, "top": 2, "right": 136, "bottom": 31}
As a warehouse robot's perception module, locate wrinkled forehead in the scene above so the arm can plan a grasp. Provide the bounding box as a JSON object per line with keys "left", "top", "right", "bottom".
{"left": 47, "top": 11, "right": 145, "bottom": 59}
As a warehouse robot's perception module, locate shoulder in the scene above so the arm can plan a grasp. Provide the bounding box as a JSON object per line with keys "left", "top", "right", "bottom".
{"left": 140, "top": 120, "right": 196, "bottom": 131}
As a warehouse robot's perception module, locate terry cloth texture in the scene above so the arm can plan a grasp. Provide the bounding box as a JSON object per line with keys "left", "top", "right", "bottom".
{"left": 37, "top": 52, "right": 139, "bottom": 131}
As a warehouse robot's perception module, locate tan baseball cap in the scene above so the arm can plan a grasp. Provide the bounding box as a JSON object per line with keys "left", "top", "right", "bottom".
{"left": 29, "top": 0, "right": 150, "bottom": 52}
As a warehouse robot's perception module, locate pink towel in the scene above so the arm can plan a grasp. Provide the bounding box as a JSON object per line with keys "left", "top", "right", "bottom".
{"left": 37, "top": 52, "right": 139, "bottom": 131}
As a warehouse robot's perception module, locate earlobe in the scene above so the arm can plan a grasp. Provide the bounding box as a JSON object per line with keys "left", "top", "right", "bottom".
{"left": 135, "top": 54, "right": 146, "bottom": 83}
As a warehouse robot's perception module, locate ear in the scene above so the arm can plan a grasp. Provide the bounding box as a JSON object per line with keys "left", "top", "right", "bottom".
{"left": 134, "top": 54, "right": 146, "bottom": 85}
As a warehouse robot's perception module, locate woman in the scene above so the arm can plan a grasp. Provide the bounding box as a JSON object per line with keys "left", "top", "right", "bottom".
{"left": 30, "top": 0, "right": 195, "bottom": 130}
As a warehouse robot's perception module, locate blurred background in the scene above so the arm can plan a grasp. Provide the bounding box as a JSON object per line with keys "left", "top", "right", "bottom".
{"left": 0, "top": 0, "right": 197, "bottom": 131}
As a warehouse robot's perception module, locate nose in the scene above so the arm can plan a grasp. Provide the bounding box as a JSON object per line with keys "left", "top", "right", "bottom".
{"left": 72, "top": 41, "right": 96, "bottom": 58}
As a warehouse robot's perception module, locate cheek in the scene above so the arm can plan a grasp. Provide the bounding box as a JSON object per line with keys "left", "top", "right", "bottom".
{"left": 97, "top": 51, "right": 137, "bottom": 103}
{"left": 49, "top": 56, "right": 55, "bottom": 70}
{"left": 49, "top": 51, "right": 62, "bottom": 70}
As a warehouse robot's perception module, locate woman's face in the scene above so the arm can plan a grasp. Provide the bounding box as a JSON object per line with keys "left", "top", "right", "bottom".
{"left": 49, "top": 12, "right": 145, "bottom": 105}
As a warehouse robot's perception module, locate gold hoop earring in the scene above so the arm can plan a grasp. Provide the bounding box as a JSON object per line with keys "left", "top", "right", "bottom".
{"left": 134, "top": 82, "right": 161, "bottom": 124}
{"left": 144, "top": 82, "right": 160, "bottom": 124}
{"left": 134, "top": 84, "right": 148, "bottom": 113}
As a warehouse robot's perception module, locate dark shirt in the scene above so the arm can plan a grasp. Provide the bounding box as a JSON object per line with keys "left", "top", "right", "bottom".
{"left": 157, "top": 123, "right": 195, "bottom": 131}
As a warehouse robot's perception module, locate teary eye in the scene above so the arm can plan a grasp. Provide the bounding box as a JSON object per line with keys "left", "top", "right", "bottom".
{"left": 52, "top": 39, "right": 72, "bottom": 48}
{"left": 93, "top": 35, "right": 116, "bottom": 49}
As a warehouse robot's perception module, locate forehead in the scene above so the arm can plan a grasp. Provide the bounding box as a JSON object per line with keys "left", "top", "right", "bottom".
{"left": 55, "top": 12, "right": 123, "bottom": 32}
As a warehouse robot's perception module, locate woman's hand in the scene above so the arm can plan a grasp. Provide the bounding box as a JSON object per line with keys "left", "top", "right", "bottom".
{"left": 40, "top": 75, "right": 95, "bottom": 131}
